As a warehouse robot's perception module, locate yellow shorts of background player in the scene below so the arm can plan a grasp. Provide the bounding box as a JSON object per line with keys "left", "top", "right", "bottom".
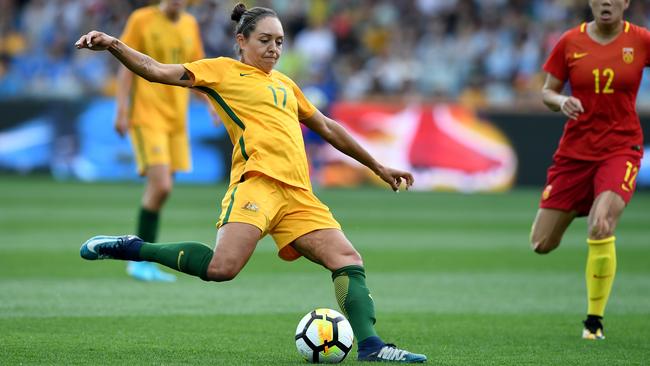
{"left": 129, "top": 125, "right": 191, "bottom": 175}
{"left": 217, "top": 172, "right": 341, "bottom": 261}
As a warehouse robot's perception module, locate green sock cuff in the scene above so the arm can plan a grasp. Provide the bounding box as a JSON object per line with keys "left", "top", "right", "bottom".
{"left": 331, "top": 265, "right": 365, "bottom": 280}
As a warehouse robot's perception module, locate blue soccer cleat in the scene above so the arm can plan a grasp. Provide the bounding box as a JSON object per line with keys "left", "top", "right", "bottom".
{"left": 80, "top": 235, "right": 143, "bottom": 261}
{"left": 127, "top": 261, "right": 176, "bottom": 282}
{"left": 358, "top": 343, "right": 427, "bottom": 363}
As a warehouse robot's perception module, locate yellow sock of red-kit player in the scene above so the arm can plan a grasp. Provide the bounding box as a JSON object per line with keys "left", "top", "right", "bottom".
{"left": 583, "top": 236, "right": 616, "bottom": 340}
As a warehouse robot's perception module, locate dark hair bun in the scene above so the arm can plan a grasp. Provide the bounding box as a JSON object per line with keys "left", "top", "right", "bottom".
{"left": 231, "top": 2, "right": 247, "bottom": 22}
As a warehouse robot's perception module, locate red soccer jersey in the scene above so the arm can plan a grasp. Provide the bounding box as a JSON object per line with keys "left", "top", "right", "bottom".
{"left": 543, "top": 21, "right": 648, "bottom": 161}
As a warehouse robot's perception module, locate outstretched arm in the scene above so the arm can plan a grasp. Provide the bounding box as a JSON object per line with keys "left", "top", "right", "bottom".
{"left": 542, "top": 73, "right": 583, "bottom": 120}
{"left": 75, "top": 30, "right": 193, "bottom": 87}
{"left": 302, "top": 110, "right": 414, "bottom": 191}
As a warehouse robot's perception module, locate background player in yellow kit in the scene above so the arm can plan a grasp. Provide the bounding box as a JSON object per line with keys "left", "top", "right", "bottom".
{"left": 77, "top": 2, "right": 426, "bottom": 363}
{"left": 115, "top": 0, "right": 206, "bottom": 281}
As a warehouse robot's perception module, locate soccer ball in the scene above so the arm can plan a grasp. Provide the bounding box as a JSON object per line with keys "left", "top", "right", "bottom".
{"left": 295, "top": 308, "right": 354, "bottom": 363}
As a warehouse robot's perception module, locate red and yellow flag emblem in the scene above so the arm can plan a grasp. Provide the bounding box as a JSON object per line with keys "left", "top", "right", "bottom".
{"left": 542, "top": 185, "right": 553, "bottom": 200}
{"left": 623, "top": 47, "right": 634, "bottom": 64}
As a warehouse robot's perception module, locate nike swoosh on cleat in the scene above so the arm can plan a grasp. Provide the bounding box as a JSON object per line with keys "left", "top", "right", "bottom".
{"left": 85, "top": 236, "right": 116, "bottom": 253}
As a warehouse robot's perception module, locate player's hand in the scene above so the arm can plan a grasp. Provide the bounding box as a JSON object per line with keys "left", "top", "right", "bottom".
{"left": 560, "top": 96, "right": 584, "bottom": 120}
{"left": 114, "top": 112, "right": 129, "bottom": 137}
{"left": 75, "top": 31, "right": 115, "bottom": 51}
{"left": 376, "top": 166, "right": 414, "bottom": 192}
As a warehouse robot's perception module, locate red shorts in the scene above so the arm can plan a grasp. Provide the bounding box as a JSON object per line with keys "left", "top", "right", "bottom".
{"left": 539, "top": 154, "right": 641, "bottom": 216}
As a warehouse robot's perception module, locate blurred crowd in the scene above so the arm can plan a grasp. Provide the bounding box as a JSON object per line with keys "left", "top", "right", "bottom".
{"left": 3, "top": 0, "right": 650, "bottom": 109}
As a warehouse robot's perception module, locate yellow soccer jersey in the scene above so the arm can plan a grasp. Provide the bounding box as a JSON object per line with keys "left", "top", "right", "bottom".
{"left": 183, "top": 57, "right": 317, "bottom": 190}
{"left": 121, "top": 6, "right": 204, "bottom": 130}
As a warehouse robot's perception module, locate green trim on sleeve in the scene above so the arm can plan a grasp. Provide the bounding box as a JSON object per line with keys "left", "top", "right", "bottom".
{"left": 195, "top": 86, "right": 246, "bottom": 130}
{"left": 222, "top": 185, "right": 239, "bottom": 224}
{"left": 194, "top": 86, "right": 249, "bottom": 161}
{"left": 238, "top": 136, "right": 249, "bottom": 161}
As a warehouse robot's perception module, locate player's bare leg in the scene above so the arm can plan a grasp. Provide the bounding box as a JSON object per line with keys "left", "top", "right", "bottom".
{"left": 529, "top": 208, "right": 577, "bottom": 254}
{"left": 128, "top": 164, "right": 176, "bottom": 282}
{"left": 291, "top": 229, "right": 361, "bottom": 270}
{"left": 204, "top": 222, "right": 261, "bottom": 281}
{"left": 292, "top": 229, "right": 427, "bottom": 363}
{"left": 582, "top": 191, "right": 625, "bottom": 340}
{"left": 142, "top": 164, "right": 174, "bottom": 212}
{"left": 588, "top": 191, "right": 625, "bottom": 240}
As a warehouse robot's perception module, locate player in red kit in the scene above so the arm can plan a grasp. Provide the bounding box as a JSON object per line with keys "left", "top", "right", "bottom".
{"left": 530, "top": 0, "right": 645, "bottom": 340}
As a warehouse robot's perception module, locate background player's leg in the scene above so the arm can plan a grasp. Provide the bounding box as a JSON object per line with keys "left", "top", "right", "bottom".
{"left": 140, "top": 164, "right": 174, "bottom": 234}
{"left": 292, "top": 229, "right": 426, "bottom": 362}
{"left": 136, "top": 165, "right": 173, "bottom": 244}
{"left": 129, "top": 164, "right": 175, "bottom": 281}
{"left": 529, "top": 208, "right": 577, "bottom": 254}
{"left": 583, "top": 191, "right": 624, "bottom": 339}
{"left": 588, "top": 190, "right": 625, "bottom": 240}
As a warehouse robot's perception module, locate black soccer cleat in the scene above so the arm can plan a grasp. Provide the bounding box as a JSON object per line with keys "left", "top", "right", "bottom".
{"left": 582, "top": 315, "right": 605, "bottom": 340}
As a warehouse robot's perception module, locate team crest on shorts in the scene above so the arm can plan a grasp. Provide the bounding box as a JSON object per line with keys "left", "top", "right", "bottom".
{"left": 622, "top": 47, "right": 634, "bottom": 64}
{"left": 242, "top": 201, "right": 259, "bottom": 212}
{"left": 542, "top": 185, "right": 553, "bottom": 200}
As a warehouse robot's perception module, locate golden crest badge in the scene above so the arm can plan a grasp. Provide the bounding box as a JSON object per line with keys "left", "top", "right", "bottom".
{"left": 542, "top": 185, "right": 553, "bottom": 200}
{"left": 242, "top": 201, "right": 259, "bottom": 212}
{"left": 622, "top": 47, "right": 634, "bottom": 64}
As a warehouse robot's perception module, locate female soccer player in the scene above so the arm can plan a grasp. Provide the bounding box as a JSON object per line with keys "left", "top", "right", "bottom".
{"left": 531, "top": 0, "right": 645, "bottom": 340}
{"left": 76, "top": 3, "right": 426, "bottom": 363}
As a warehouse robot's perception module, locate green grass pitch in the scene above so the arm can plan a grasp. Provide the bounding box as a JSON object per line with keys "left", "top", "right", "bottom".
{"left": 1, "top": 176, "right": 648, "bottom": 365}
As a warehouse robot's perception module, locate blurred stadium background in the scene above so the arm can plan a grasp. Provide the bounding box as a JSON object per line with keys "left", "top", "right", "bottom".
{"left": 1, "top": 0, "right": 650, "bottom": 188}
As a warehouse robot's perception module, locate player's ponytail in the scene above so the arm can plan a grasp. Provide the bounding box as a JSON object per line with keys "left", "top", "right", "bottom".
{"left": 231, "top": 3, "right": 277, "bottom": 38}
{"left": 230, "top": 2, "right": 247, "bottom": 23}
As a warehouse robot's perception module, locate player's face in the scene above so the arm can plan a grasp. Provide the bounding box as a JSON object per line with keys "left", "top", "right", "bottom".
{"left": 238, "top": 17, "right": 284, "bottom": 73}
{"left": 589, "top": 0, "right": 630, "bottom": 25}
{"left": 161, "top": 0, "right": 186, "bottom": 16}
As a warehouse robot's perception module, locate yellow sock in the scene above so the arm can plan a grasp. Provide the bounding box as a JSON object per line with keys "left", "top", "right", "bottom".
{"left": 586, "top": 236, "right": 617, "bottom": 317}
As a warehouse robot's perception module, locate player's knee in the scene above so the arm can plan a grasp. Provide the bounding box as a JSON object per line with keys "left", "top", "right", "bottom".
{"left": 324, "top": 249, "right": 363, "bottom": 271}
{"left": 347, "top": 250, "right": 363, "bottom": 267}
{"left": 589, "top": 217, "right": 614, "bottom": 240}
{"left": 531, "top": 237, "right": 558, "bottom": 254}
{"left": 205, "top": 264, "right": 241, "bottom": 282}
{"left": 532, "top": 244, "right": 552, "bottom": 254}
{"left": 340, "top": 249, "right": 363, "bottom": 268}
{"left": 156, "top": 182, "right": 173, "bottom": 199}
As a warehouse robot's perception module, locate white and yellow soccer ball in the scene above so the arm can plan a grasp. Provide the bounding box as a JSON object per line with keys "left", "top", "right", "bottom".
{"left": 295, "top": 308, "right": 354, "bottom": 363}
